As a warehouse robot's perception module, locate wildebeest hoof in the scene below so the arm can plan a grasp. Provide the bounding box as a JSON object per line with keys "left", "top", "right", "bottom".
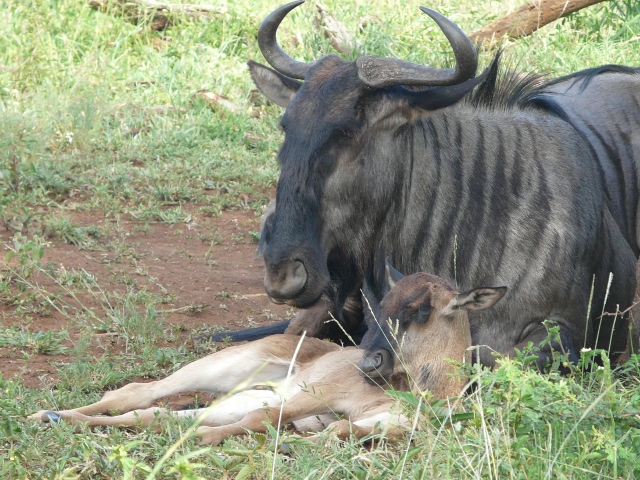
{"left": 42, "top": 411, "right": 62, "bottom": 423}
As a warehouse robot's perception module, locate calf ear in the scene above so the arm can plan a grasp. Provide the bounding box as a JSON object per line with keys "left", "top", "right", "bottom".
{"left": 384, "top": 257, "right": 405, "bottom": 291}
{"left": 443, "top": 286, "right": 507, "bottom": 315}
{"left": 248, "top": 60, "right": 302, "bottom": 108}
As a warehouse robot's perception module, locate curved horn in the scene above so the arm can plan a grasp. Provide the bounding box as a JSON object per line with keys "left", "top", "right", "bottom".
{"left": 356, "top": 7, "right": 478, "bottom": 88}
{"left": 258, "top": 1, "right": 314, "bottom": 80}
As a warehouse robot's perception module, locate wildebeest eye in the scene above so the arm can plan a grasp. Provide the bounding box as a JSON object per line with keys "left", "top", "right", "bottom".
{"left": 333, "top": 128, "right": 356, "bottom": 140}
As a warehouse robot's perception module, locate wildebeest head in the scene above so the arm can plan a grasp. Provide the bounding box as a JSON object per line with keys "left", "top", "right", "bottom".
{"left": 360, "top": 260, "right": 506, "bottom": 389}
{"left": 252, "top": 1, "right": 487, "bottom": 308}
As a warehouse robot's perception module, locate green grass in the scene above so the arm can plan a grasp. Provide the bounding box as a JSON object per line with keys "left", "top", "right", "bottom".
{"left": 0, "top": 325, "right": 69, "bottom": 355}
{"left": 1, "top": 0, "right": 640, "bottom": 478}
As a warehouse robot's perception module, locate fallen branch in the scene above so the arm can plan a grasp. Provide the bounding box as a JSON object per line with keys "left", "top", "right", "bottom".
{"left": 470, "top": 0, "right": 606, "bottom": 45}
{"left": 195, "top": 90, "right": 241, "bottom": 114}
{"left": 87, "top": 0, "right": 226, "bottom": 31}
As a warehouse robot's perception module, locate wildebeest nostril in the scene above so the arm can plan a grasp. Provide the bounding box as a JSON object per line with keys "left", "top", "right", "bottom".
{"left": 264, "top": 259, "right": 308, "bottom": 300}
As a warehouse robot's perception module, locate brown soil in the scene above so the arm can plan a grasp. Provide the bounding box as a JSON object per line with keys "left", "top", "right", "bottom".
{"left": 0, "top": 207, "right": 291, "bottom": 390}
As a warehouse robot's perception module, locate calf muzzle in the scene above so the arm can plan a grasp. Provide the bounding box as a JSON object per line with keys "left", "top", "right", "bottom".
{"left": 359, "top": 348, "right": 394, "bottom": 381}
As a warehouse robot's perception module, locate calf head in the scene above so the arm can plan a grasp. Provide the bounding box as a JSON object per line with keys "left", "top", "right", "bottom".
{"left": 360, "top": 261, "right": 506, "bottom": 390}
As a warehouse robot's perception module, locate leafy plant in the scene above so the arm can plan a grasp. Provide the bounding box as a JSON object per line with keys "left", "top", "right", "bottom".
{"left": 0, "top": 326, "right": 69, "bottom": 355}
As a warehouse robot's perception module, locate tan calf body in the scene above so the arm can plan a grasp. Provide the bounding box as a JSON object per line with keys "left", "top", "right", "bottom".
{"left": 29, "top": 270, "right": 505, "bottom": 445}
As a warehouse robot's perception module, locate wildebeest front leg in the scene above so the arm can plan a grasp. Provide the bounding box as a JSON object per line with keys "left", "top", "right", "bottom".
{"left": 504, "top": 322, "right": 579, "bottom": 367}
{"left": 285, "top": 292, "right": 364, "bottom": 342}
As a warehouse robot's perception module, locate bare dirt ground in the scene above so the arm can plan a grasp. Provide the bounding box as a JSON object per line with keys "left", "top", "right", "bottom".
{"left": 0, "top": 207, "right": 291, "bottom": 390}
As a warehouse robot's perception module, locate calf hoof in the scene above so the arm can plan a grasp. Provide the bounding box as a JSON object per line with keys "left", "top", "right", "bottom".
{"left": 42, "top": 411, "right": 61, "bottom": 423}
{"left": 27, "top": 410, "right": 61, "bottom": 423}
{"left": 279, "top": 443, "right": 292, "bottom": 454}
{"left": 285, "top": 317, "right": 324, "bottom": 337}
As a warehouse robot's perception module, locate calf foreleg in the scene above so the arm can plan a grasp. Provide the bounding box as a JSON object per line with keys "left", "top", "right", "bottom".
{"left": 34, "top": 389, "right": 284, "bottom": 431}
{"left": 285, "top": 299, "right": 336, "bottom": 337}
{"left": 311, "top": 418, "right": 406, "bottom": 442}
{"left": 29, "top": 337, "right": 306, "bottom": 422}
{"left": 306, "top": 407, "right": 408, "bottom": 443}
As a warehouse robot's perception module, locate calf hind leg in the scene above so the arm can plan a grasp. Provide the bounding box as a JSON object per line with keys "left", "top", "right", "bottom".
{"left": 196, "top": 390, "right": 332, "bottom": 446}
{"left": 38, "top": 407, "right": 174, "bottom": 431}
{"left": 28, "top": 381, "right": 175, "bottom": 422}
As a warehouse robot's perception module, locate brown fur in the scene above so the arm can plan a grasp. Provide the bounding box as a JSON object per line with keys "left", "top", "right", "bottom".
{"left": 380, "top": 274, "right": 473, "bottom": 398}
{"left": 29, "top": 272, "right": 502, "bottom": 445}
{"left": 361, "top": 266, "right": 505, "bottom": 397}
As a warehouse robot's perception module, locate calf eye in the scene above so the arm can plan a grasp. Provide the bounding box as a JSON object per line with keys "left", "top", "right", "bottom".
{"left": 416, "top": 304, "right": 432, "bottom": 324}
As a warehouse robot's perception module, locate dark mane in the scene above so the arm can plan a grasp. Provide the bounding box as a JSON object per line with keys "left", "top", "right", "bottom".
{"left": 463, "top": 55, "right": 639, "bottom": 122}
{"left": 535, "top": 64, "right": 640, "bottom": 93}
{"left": 465, "top": 51, "right": 549, "bottom": 110}
{"left": 461, "top": 55, "right": 640, "bottom": 120}
{"left": 521, "top": 64, "right": 639, "bottom": 122}
{"left": 468, "top": 56, "right": 639, "bottom": 113}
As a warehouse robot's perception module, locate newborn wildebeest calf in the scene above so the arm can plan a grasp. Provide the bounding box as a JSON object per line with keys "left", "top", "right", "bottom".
{"left": 29, "top": 268, "right": 506, "bottom": 445}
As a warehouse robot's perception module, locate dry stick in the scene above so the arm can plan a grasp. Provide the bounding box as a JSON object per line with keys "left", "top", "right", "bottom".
{"left": 469, "top": 0, "right": 606, "bottom": 45}
{"left": 87, "top": 0, "right": 226, "bottom": 31}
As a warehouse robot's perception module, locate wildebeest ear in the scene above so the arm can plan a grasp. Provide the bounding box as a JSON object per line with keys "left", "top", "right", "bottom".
{"left": 248, "top": 60, "right": 302, "bottom": 108}
{"left": 442, "top": 286, "right": 507, "bottom": 316}
{"left": 384, "top": 257, "right": 405, "bottom": 290}
{"left": 406, "top": 67, "right": 489, "bottom": 112}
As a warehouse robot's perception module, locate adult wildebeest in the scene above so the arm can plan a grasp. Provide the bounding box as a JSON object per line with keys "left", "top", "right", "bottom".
{"left": 250, "top": 1, "right": 639, "bottom": 371}
{"left": 226, "top": 61, "right": 640, "bottom": 349}
{"left": 29, "top": 268, "right": 505, "bottom": 444}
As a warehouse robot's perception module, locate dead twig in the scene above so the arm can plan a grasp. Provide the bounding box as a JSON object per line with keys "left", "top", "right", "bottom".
{"left": 87, "top": 0, "right": 226, "bottom": 31}
{"left": 194, "top": 90, "right": 242, "bottom": 114}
